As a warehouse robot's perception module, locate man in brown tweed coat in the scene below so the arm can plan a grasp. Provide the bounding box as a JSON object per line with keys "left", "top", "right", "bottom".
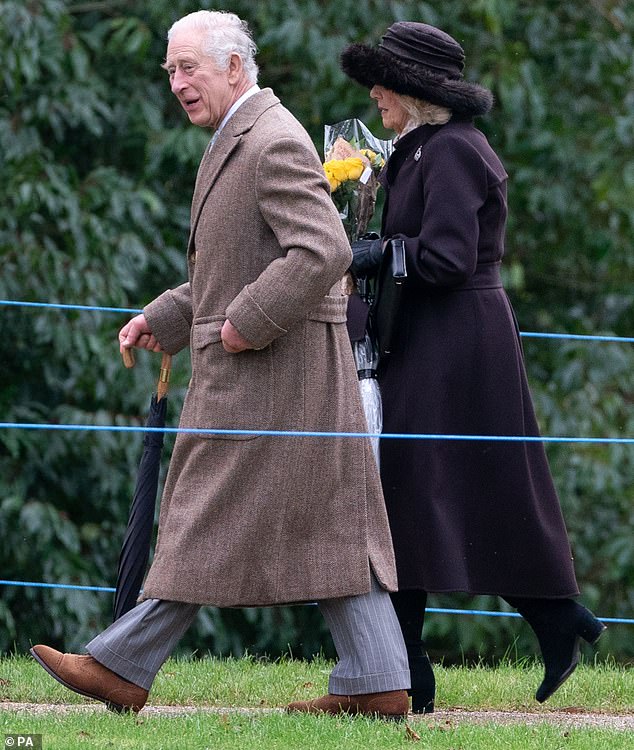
{"left": 31, "top": 9, "right": 410, "bottom": 719}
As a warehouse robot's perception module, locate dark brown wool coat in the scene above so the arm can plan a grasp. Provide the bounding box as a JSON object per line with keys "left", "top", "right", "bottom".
{"left": 140, "top": 89, "right": 397, "bottom": 606}
{"left": 376, "top": 120, "right": 579, "bottom": 598}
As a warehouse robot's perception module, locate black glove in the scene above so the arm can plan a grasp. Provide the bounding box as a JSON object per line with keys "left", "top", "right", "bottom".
{"left": 350, "top": 233, "right": 383, "bottom": 278}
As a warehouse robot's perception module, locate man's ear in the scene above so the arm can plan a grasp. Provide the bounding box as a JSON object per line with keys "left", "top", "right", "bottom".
{"left": 227, "top": 53, "right": 244, "bottom": 83}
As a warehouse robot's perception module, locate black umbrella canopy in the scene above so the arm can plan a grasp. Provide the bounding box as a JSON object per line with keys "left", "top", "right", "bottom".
{"left": 113, "top": 350, "right": 171, "bottom": 621}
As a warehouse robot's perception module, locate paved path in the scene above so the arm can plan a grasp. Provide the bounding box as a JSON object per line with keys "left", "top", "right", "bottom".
{"left": 1, "top": 703, "right": 633, "bottom": 730}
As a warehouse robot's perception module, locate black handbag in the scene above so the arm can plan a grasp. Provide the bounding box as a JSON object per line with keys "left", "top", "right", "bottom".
{"left": 370, "top": 238, "right": 407, "bottom": 358}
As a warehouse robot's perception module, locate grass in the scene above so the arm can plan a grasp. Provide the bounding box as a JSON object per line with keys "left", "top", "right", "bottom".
{"left": 1, "top": 655, "right": 632, "bottom": 749}
{"left": 1, "top": 713, "right": 633, "bottom": 750}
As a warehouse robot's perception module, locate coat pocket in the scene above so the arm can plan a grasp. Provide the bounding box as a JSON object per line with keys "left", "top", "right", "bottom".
{"left": 184, "top": 318, "right": 274, "bottom": 440}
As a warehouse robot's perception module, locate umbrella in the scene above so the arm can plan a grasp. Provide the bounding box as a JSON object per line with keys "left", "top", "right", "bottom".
{"left": 353, "top": 277, "right": 382, "bottom": 468}
{"left": 354, "top": 331, "right": 382, "bottom": 466}
{"left": 113, "top": 349, "right": 172, "bottom": 621}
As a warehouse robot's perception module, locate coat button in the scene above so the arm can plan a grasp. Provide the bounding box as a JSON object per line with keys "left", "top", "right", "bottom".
{"left": 190, "top": 252, "right": 196, "bottom": 264}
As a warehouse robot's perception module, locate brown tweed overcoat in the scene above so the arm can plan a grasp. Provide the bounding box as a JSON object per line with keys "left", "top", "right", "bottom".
{"left": 140, "top": 89, "right": 397, "bottom": 606}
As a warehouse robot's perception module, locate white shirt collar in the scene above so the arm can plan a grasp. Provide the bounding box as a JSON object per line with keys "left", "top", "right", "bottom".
{"left": 210, "top": 84, "right": 260, "bottom": 148}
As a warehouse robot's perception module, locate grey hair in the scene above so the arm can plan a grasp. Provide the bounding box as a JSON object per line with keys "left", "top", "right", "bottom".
{"left": 397, "top": 94, "right": 452, "bottom": 134}
{"left": 168, "top": 10, "right": 259, "bottom": 84}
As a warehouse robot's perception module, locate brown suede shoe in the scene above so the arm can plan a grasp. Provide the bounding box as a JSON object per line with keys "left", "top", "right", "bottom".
{"left": 287, "top": 690, "right": 408, "bottom": 720}
{"left": 30, "top": 645, "right": 148, "bottom": 713}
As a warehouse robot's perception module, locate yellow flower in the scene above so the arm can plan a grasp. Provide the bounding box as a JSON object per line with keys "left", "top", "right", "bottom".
{"left": 329, "top": 159, "right": 349, "bottom": 182}
{"left": 323, "top": 157, "right": 366, "bottom": 192}
{"left": 345, "top": 157, "right": 364, "bottom": 181}
{"left": 323, "top": 162, "right": 341, "bottom": 192}
{"left": 327, "top": 175, "right": 341, "bottom": 192}
{"left": 360, "top": 148, "right": 384, "bottom": 169}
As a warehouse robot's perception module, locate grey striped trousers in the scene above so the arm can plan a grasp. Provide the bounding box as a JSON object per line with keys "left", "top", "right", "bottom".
{"left": 87, "top": 574, "right": 410, "bottom": 694}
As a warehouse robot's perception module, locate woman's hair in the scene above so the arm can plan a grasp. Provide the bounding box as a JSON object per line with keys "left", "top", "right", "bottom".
{"left": 397, "top": 94, "right": 452, "bottom": 133}
{"left": 168, "top": 10, "right": 259, "bottom": 84}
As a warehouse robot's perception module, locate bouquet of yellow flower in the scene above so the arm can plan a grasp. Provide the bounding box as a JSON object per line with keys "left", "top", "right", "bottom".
{"left": 323, "top": 119, "right": 392, "bottom": 244}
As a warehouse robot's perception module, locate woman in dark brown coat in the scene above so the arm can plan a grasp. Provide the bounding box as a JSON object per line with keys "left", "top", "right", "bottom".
{"left": 341, "top": 21, "right": 605, "bottom": 713}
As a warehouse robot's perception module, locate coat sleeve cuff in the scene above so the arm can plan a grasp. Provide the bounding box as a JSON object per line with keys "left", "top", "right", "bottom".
{"left": 225, "top": 285, "right": 287, "bottom": 350}
{"left": 144, "top": 285, "right": 192, "bottom": 354}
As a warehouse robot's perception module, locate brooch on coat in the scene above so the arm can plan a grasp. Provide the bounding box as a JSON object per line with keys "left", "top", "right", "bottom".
{"left": 414, "top": 146, "right": 422, "bottom": 161}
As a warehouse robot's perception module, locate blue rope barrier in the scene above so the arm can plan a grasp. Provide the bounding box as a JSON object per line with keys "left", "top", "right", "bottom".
{"left": 0, "top": 580, "right": 116, "bottom": 593}
{"left": 425, "top": 608, "right": 634, "bottom": 625}
{"left": 1, "top": 580, "right": 631, "bottom": 624}
{"left": 0, "top": 299, "right": 143, "bottom": 315}
{"left": 521, "top": 331, "right": 634, "bottom": 344}
{"left": 1, "top": 422, "right": 632, "bottom": 444}
{"left": 0, "top": 581, "right": 629, "bottom": 623}
{"left": 1, "top": 299, "right": 633, "bottom": 343}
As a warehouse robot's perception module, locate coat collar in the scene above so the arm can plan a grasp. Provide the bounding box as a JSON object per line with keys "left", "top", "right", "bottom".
{"left": 394, "top": 123, "right": 444, "bottom": 153}
{"left": 224, "top": 87, "right": 280, "bottom": 138}
{"left": 380, "top": 124, "right": 441, "bottom": 188}
{"left": 380, "top": 119, "right": 471, "bottom": 188}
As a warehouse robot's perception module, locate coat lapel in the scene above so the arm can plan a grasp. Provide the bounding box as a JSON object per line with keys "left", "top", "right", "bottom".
{"left": 189, "top": 137, "right": 242, "bottom": 249}
{"left": 187, "top": 89, "right": 281, "bottom": 255}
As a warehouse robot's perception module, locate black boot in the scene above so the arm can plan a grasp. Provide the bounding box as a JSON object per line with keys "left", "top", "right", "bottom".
{"left": 390, "top": 589, "right": 435, "bottom": 714}
{"left": 407, "top": 651, "right": 435, "bottom": 714}
{"left": 505, "top": 597, "right": 606, "bottom": 703}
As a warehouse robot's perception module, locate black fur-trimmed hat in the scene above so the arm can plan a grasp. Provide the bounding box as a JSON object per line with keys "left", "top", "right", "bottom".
{"left": 341, "top": 22, "right": 493, "bottom": 117}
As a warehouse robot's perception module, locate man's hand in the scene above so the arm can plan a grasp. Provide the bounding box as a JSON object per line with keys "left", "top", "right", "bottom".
{"left": 221, "top": 319, "right": 254, "bottom": 353}
{"left": 119, "top": 314, "right": 163, "bottom": 354}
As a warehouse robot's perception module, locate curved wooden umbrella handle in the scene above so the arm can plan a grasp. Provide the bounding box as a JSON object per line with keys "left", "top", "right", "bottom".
{"left": 121, "top": 348, "right": 136, "bottom": 368}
